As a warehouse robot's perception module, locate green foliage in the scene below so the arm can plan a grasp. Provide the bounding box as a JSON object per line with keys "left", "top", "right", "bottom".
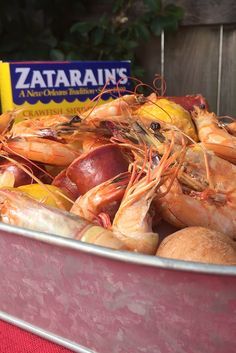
{"left": 0, "top": 0, "right": 184, "bottom": 76}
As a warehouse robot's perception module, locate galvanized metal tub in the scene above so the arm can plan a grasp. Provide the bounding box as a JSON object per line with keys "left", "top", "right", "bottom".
{"left": 0, "top": 222, "right": 235, "bottom": 353}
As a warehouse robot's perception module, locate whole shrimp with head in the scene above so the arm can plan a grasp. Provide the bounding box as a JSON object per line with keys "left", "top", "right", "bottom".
{"left": 110, "top": 136, "right": 185, "bottom": 254}
{"left": 79, "top": 94, "right": 146, "bottom": 127}
{"left": 157, "top": 144, "right": 236, "bottom": 239}
{"left": 0, "top": 188, "right": 128, "bottom": 251}
{"left": 78, "top": 91, "right": 199, "bottom": 147}
{"left": 0, "top": 112, "right": 81, "bottom": 167}
{"left": 192, "top": 106, "right": 236, "bottom": 164}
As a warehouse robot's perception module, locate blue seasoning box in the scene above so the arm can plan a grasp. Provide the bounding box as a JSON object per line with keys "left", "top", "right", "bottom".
{"left": 0, "top": 60, "right": 131, "bottom": 118}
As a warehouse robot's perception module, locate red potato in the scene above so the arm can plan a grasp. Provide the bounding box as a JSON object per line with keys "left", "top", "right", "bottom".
{"left": 66, "top": 144, "right": 129, "bottom": 195}
{"left": 0, "top": 156, "right": 50, "bottom": 187}
{"left": 52, "top": 169, "right": 80, "bottom": 201}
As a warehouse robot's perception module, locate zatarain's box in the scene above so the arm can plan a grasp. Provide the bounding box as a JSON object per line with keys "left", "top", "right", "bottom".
{"left": 0, "top": 60, "right": 131, "bottom": 118}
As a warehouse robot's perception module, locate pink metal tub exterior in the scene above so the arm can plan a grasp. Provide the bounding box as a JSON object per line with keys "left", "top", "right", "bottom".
{"left": 0, "top": 222, "right": 235, "bottom": 353}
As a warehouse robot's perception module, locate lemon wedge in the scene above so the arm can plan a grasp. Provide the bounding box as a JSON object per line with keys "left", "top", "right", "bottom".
{"left": 17, "top": 184, "right": 72, "bottom": 211}
{"left": 136, "top": 95, "right": 198, "bottom": 141}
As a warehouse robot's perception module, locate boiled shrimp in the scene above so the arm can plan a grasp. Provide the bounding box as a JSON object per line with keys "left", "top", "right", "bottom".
{"left": 111, "top": 141, "right": 184, "bottom": 254}
{"left": 192, "top": 106, "right": 236, "bottom": 163}
{"left": 3, "top": 137, "right": 80, "bottom": 166}
{"left": 80, "top": 94, "right": 145, "bottom": 127}
{"left": 70, "top": 172, "right": 130, "bottom": 226}
{"left": 0, "top": 111, "right": 16, "bottom": 135}
{"left": 157, "top": 145, "right": 236, "bottom": 239}
{"left": 9, "top": 113, "right": 112, "bottom": 156}
{"left": 0, "top": 112, "right": 83, "bottom": 167}
{"left": 10, "top": 114, "right": 71, "bottom": 139}
{"left": 0, "top": 188, "right": 128, "bottom": 251}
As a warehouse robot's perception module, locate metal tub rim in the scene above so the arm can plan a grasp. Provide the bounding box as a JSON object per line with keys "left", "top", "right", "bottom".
{"left": 1, "top": 221, "right": 235, "bottom": 276}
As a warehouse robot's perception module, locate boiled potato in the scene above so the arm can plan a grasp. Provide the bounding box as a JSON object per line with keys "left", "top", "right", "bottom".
{"left": 156, "top": 226, "right": 236, "bottom": 265}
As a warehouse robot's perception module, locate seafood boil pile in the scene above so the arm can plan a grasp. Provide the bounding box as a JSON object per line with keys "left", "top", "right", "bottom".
{"left": 0, "top": 90, "right": 235, "bottom": 266}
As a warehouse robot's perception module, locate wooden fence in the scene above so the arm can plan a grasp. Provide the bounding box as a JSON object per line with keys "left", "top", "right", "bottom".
{"left": 138, "top": 0, "right": 236, "bottom": 116}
